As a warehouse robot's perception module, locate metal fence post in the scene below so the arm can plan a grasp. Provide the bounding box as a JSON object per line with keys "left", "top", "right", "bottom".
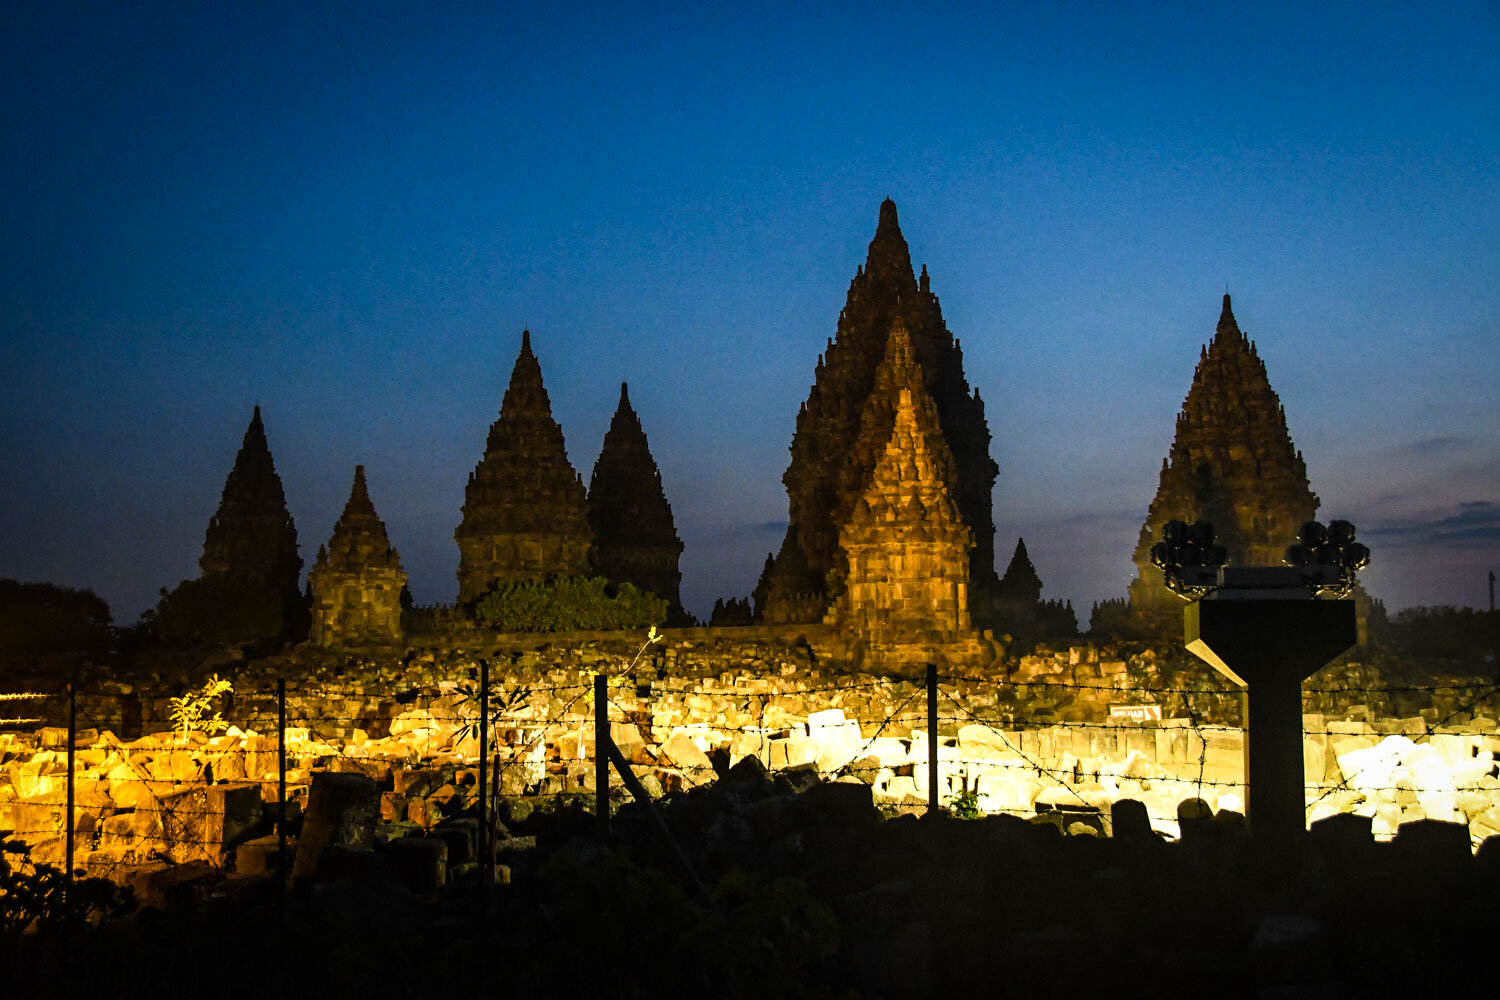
{"left": 927, "top": 663, "right": 939, "bottom": 819}
{"left": 595, "top": 672, "right": 610, "bottom": 840}
{"left": 277, "top": 677, "right": 287, "bottom": 889}
{"left": 66, "top": 669, "right": 77, "bottom": 884}
{"left": 479, "top": 657, "right": 492, "bottom": 885}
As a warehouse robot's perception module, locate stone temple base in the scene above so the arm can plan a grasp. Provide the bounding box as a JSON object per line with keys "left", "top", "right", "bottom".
{"left": 831, "top": 628, "right": 1004, "bottom": 678}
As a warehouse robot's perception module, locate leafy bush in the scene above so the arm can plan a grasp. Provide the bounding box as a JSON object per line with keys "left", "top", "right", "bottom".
{"left": 149, "top": 574, "right": 286, "bottom": 647}
{"left": 0, "top": 845, "right": 135, "bottom": 934}
{"left": 169, "top": 674, "right": 233, "bottom": 742}
{"left": 947, "top": 788, "right": 982, "bottom": 820}
{"left": 473, "top": 577, "right": 667, "bottom": 633}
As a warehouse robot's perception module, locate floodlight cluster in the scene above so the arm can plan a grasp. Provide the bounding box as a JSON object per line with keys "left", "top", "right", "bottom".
{"left": 1284, "top": 519, "right": 1371, "bottom": 598}
{"left": 1150, "top": 520, "right": 1228, "bottom": 600}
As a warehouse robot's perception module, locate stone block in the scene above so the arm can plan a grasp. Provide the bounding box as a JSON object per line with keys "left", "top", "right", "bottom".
{"left": 99, "top": 810, "right": 138, "bottom": 849}
{"left": 291, "top": 772, "right": 378, "bottom": 883}
{"left": 662, "top": 732, "right": 715, "bottom": 776}
{"left": 155, "top": 781, "right": 263, "bottom": 865}
{"left": 234, "top": 834, "right": 292, "bottom": 877}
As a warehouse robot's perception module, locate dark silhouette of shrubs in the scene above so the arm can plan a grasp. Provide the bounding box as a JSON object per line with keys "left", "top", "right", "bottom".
{"left": 473, "top": 576, "right": 667, "bottom": 632}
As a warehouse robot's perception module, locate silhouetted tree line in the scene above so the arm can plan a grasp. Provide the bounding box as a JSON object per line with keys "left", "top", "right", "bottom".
{"left": 1372, "top": 605, "right": 1500, "bottom": 661}
{"left": 0, "top": 579, "right": 111, "bottom": 657}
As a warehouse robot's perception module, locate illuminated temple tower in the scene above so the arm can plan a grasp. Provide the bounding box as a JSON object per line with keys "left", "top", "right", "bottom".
{"left": 828, "top": 326, "right": 972, "bottom": 646}
{"left": 309, "top": 465, "right": 407, "bottom": 646}
{"left": 759, "top": 199, "right": 998, "bottom": 623}
{"left": 200, "top": 405, "right": 302, "bottom": 602}
{"left": 1128, "top": 294, "right": 1319, "bottom": 618}
{"left": 587, "top": 382, "right": 685, "bottom": 619}
{"left": 455, "top": 331, "right": 592, "bottom": 604}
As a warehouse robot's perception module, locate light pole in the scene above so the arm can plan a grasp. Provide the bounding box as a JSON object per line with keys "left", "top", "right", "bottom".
{"left": 1158, "top": 519, "right": 1368, "bottom": 847}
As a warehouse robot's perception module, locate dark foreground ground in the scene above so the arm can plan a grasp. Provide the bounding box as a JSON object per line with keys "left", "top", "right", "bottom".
{"left": 5, "top": 758, "right": 1499, "bottom": 999}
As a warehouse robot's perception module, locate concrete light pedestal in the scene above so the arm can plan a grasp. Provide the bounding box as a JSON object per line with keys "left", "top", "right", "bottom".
{"left": 1185, "top": 583, "right": 1357, "bottom": 847}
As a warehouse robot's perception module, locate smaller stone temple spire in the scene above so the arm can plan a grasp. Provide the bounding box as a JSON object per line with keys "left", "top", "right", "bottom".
{"left": 828, "top": 326, "right": 972, "bottom": 644}
{"left": 201, "top": 405, "right": 301, "bottom": 601}
{"left": 587, "top": 381, "right": 685, "bottom": 619}
{"left": 456, "top": 330, "right": 592, "bottom": 604}
{"left": 309, "top": 465, "right": 407, "bottom": 646}
{"left": 996, "top": 538, "right": 1043, "bottom": 605}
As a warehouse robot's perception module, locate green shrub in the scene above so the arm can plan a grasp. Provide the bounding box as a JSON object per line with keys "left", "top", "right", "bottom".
{"left": 473, "top": 577, "right": 667, "bottom": 633}
{"left": 947, "top": 788, "right": 982, "bottom": 820}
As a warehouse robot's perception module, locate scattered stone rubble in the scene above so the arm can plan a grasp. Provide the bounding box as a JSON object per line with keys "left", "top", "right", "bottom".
{"left": 5, "top": 639, "right": 1500, "bottom": 893}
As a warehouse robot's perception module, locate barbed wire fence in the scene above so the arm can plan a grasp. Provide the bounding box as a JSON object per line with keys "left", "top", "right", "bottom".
{"left": 4, "top": 661, "right": 1500, "bottom": 904}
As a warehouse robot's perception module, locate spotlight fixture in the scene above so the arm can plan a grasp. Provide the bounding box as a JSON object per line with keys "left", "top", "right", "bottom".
{"left": 1283, "top": 519, "right": 1370, "bottom": 598}
{"left": 1151, "top": 519, "right": 1228, "bottom": 600}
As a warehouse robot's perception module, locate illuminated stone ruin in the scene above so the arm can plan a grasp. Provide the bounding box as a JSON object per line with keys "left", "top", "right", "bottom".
{"left": 455, "top": 330, "right": 592, "bottom": 604}
{"left": 199, "top": 405, "right": 302, "bottom": 602}
{"left": 587, "top": 382, "right": 685, "bottom": 620}
{"left": 1128, "top": 295, "right": 1319, "bottom": 619}
{"left": 760, "top": 199, "right": 999, "bottom": 624}
{"left": 309, "top": 465, "right": 407, "bottom": 647}
{"left": 828, "top": 325, "right": 972, "bottom": 647}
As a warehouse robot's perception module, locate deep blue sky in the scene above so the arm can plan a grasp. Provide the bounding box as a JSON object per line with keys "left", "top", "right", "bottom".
{"left": 2, "top": 2, "right": 1497, "bottom": 624}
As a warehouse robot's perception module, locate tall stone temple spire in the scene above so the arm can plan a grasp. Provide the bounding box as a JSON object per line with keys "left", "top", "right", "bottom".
{"left": 456, "top": 330, "right": 591, "bottom": 604}
{"left": 829, "top": 325, "right": 972, "bottom": 643}
{"left": 760, "top": 199, "right": 998, "bottom": 623}
{"left": 587, "top": 382, "right": 685, "bottom": 618}
{"left": 309, "top": 465, "right": 407, "bottom": 646}
{"left": 1128, "top": 294, "right": 1319, "bottom": 615}
{"left": 200, "top": 405, "right": 302, "bottom": 600}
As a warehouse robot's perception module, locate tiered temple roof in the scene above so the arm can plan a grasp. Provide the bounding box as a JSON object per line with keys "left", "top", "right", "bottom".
{"left": 587, "top": 383, "right": 685, "bottom": 618}
{"left": 761, "top": 199, "right": 997, "bottom": 622}
{"left": 200, "top": 405, "right": 302, "bottom": 600}
{"left": 309, "top": 465, "right": 406, "bottom": 646}
{"left": 829, "top": 325, "right": 972, "bottom": 639}
{"left": 1129, "top": 294, "right": 1319, "bottom": 612}
{"left": 456, "top": 331, "right": 591, "bottom": 604}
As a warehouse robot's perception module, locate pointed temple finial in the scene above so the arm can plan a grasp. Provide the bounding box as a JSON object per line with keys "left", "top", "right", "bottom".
{"left": 520, "top": 328, "right": 533, "bottom": 355}
{"left": 349, "top": 464, "right": 371, "bottom": 507}
{"left": 619, "top": 381, "right": 630, "bottom": 408}
{"left": 878, "top": 197, "right": 899, "bottom": 234}
{"left": 1218, "top": 293, "right": 1237, "bottom": 335}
